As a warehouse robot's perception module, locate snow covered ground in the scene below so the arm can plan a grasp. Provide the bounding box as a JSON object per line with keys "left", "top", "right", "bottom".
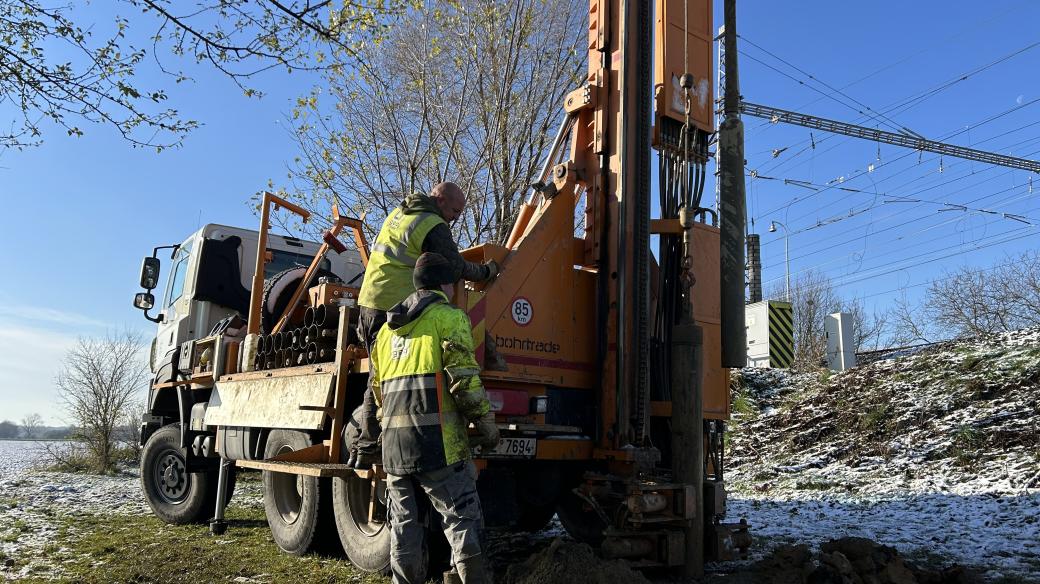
{"left": 2, "top": 328, "right": 1037, "bottom": 581}
{"left": 726, "top": 327, "right": 1040, "bottom": 581}
{"left": 0, "top": 442, "right": 263, "bottom": 580}
{"left": 728, "top": 491, "right": 1039, "bottom": 581}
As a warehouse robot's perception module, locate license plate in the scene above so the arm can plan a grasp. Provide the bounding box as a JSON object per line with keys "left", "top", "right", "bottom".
{"left": 486, "top": 437, "right": 537, "bottom": 458}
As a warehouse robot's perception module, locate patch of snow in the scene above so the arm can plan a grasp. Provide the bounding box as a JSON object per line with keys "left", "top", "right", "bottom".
{"left": 726, "top": 326, "right": 1040, "bottom": 580}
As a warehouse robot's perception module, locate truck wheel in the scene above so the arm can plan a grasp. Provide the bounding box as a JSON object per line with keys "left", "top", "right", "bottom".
{"left": 332, "top": 473, "right": 391, "bottom": 573}
{"left": 141, "top": 424, "right": 213, "bottom": 524}
{"left": 262, "top": 430, "right": 338, "bottom": 555}
{"left": 261, "top": 267, "right": 338, "bottom": 333}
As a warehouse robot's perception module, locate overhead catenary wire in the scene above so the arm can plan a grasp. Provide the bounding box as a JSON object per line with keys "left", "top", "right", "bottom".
{"left": 746, "top": 37, "right": 1040, "bottom": 177}
{"left": 743, "top": 1, "right": 1031, "bottom": 137}
{"left": 751, "top": 101, "right": 1040, "bottom": 223}
{"left": 764, "top": 182, "right": 1032, "bottom": 270}
{"left": 738, "top": 35, "right": 916, "bottom": 136}
{"left": 777, "top": 227, "right": 1039, "bottom": 300}
{"left": 754, "top": 156, "right": 1040, "bottom": 246}
{"left": 759, "top": 170, "right": 1039, "bottom": 272}
{"left": 763, "top": 191, "right": 1038, "bottom": 279}
{"left": 755, "top": 136, "right": 1040, "bottom": 260}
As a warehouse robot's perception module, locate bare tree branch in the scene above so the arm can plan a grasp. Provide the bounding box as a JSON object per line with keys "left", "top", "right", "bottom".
{"left": 277, "top": 0, "right": 587, "bottom": 246}
{"left": 1, "top": 0, "right": 406, "bottom": 149}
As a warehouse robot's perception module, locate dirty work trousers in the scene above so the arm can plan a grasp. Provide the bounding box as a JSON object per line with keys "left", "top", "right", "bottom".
{"left": 386, "top": 460, "right": 484, "bottom": 584}
{"left": 356, "top": 307, "right": 387, "bottom": 456}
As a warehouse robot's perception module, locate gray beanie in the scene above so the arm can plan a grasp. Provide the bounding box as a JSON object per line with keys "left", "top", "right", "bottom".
{"left": 413, "top": 253, "right": 455, "bottom": 290}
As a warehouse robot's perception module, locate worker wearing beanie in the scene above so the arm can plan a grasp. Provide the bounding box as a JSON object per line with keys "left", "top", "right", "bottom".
{"left": 366, "top": 252, "right": 499, "bottom": 584}
{"left": 353, "top": 182, "right": 498, "bottom": 467}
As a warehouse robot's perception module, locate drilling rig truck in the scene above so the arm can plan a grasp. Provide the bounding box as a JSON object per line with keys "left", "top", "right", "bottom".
{"left": 133, "top": 0, "right": 752, "bottom": 575}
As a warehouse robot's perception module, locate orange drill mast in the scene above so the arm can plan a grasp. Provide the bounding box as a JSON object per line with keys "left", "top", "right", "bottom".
{"left": 457, "top": 0, "right": 748, "bottom": 571}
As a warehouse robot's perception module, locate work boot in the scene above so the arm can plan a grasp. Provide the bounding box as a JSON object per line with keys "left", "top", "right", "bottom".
{"left": 455, "top": 554, "right": 491, "bottom": 584}
{"left": 442, "top": 568, "right": 463, "bottom": 584}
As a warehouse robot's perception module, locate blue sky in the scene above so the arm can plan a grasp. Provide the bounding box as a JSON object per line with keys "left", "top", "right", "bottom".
{"left": 1, "top": 0, "right": 1038, "bottom": 423}
{"left": 736, "top": 1, "right": 1040, "bottom": 310}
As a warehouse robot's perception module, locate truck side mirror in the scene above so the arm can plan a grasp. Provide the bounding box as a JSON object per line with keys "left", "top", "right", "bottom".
{"left": 134, "top": 292, "right": 155, "bottom": 310}
{"left": 140, "top": 257, "right": 161, "bottom": 290}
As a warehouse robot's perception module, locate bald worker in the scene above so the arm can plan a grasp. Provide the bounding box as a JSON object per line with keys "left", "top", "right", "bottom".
{"left": 351, "top": 182, "right": 498, "bottom": 467}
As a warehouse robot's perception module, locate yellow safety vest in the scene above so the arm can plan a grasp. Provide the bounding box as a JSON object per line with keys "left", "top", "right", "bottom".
{"left": 359, "top": 208, "right": 446, "bottom": 311}
{"left": 370, "top": 291, "right": 488, "bottom": 475}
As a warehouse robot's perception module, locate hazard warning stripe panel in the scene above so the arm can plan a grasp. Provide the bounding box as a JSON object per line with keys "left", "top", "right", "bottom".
{"left": 768, "top": 302, "right": 794, "bottom": 368}
{"left": 467, "top": 292, "right": 487, "bottom": 368}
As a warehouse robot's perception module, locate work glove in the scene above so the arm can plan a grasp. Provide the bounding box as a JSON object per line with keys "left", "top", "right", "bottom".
{"left": 353, "top": 449, "right": 381, "bottom": 470}
{"left": 472, "top": 411, "right": 500, "bottom": 451}
{"left": 483, "top": 260, "right": 500, "bottom": 282}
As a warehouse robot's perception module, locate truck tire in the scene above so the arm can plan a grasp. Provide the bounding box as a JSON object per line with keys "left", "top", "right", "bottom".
{"left": 332, "top": 473, "right": 392, "bottom": 573}
{"left": 262, "top": 430, "right": 337, "bottom": 555}
{"left": 141, "top": 424, "right": 215, "bottom": 524}
{"left": 261, "top": 267, "right": 338, "bottom": 333}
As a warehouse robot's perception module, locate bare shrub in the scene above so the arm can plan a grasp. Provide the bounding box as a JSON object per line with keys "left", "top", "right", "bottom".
{"left": 42, "top": 441, "right": 94, "bottom": 473}
{"left": 56, "top": 331, "right": 147, "bottom": 473}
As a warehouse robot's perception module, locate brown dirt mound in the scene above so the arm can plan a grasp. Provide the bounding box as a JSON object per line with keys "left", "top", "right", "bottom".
{"left": 749, "top": 538, "right": 975, "bottom": 584}
{"left": 502, "top": 538, "right": 652, "bottom": 584}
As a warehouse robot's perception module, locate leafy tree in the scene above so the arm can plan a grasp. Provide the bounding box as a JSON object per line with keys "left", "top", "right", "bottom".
{"left": 56, "top": 331, "right": 147, "bottom": 473}
{"left": 280, "top": 0, "right": 587, "bottom": 245}
{"left": 1, "top": 0, "right": 407, "bottom": 150}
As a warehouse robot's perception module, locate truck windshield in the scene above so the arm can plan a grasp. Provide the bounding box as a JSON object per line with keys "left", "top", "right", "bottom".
{"left": 165, "top": 242, "right": 193, "bottom": 309}
{"left": 264, "top": 249, "right": 332, "bottom": 279}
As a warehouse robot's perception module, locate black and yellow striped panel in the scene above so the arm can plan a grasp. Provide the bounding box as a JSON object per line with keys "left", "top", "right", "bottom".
{"left": 768, "top": 301, "right": 794, "bottom": 368}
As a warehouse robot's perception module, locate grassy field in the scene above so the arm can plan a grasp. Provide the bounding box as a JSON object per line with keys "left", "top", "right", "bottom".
{"left": 19, "top": 503, "right": 390, "bottom": 583}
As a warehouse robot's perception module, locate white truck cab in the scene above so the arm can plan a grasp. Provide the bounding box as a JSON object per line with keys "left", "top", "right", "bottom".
{"left": 135, "top": 223, "right": 364, "bottom": 375}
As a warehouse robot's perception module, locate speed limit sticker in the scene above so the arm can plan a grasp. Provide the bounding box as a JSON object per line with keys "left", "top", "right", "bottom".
{"left": 511, "top": 297, "right": 533, "bottom": 326}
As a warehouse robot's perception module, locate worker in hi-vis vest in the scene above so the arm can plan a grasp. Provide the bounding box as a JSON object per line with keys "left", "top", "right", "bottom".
{"left": 353, "top": 182, "right": 498, "bottom": 467}
{"left": 366, "top": 252, "right": 499, "bottom": 584}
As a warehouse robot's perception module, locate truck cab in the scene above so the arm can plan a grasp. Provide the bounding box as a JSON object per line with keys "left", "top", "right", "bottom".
{"left": 139, "top": 223, "right": 364, "bottom": 378}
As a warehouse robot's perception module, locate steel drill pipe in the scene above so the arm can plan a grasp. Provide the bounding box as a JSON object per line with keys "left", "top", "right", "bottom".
{"left": 313, "top": 304, "right": 327, "bottom": 326}
{"left": 305, "top": 342, "right": 318, "bottom": 365}
{"left": 313, "top": 304, "right": 342, "bottom": 328}
{"left": 303, "top": 306, "right": 315, "bottom": 327}
{"left": 305, "top": 324, "right": 320, "bottom": 344}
